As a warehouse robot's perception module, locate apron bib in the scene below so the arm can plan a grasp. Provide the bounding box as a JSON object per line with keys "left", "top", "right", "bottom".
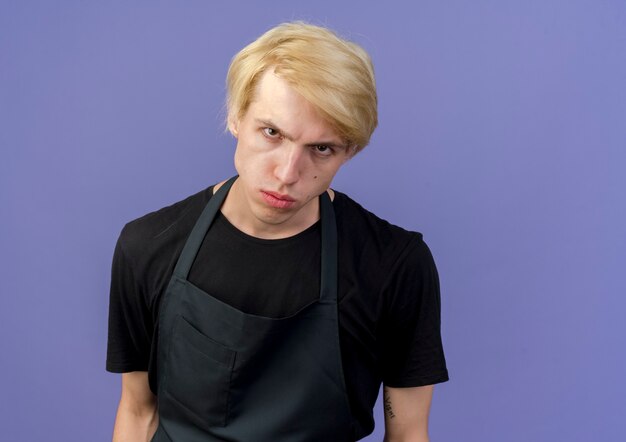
{"left": 151, "top": 177, "right": 354, "bottom": 441}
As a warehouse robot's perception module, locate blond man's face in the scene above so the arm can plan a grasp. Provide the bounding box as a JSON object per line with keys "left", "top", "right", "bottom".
{"left": 227, "top": 70, "right": 351, "bottom": 237}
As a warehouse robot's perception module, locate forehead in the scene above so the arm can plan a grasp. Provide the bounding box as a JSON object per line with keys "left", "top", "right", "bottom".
{"left": 246, "top": 70, "right": 342, "bottom": 142}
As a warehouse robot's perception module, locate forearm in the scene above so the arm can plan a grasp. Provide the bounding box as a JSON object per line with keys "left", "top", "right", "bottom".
{"left": 112, "top": 398, "right": 158, "bottom": 442}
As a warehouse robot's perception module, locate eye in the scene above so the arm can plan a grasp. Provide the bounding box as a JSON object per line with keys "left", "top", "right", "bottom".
{"left": 313, "top": 145, "right": 334, "bottom": 157}
{"left": 262, "top": 127, "right": 281, "bottom": 138}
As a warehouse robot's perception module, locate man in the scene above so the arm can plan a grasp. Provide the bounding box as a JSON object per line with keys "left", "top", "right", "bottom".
{"left": 107, "top": 22, "right": 448, "bottom": 441}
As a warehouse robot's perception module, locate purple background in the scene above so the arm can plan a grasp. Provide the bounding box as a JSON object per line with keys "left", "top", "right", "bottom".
{"left": 2, "top": 1, "right": 625, "bottom": 441}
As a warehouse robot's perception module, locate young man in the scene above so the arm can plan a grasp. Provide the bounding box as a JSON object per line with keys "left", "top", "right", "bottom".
{"left": 107, "top": 22, "right": 448, "bottom": 441}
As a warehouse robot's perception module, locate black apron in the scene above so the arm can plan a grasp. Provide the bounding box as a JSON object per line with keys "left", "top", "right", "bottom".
{"left": 151, "top": 176, "right": 354, "bottom": 442}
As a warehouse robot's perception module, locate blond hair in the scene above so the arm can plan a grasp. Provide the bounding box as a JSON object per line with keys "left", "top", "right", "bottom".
{"left": 226, "top": 21, "right": 377, "bottom": 151}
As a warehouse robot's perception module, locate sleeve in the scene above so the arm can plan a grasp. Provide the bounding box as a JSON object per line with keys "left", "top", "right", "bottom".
{"left": 105, "top": 229, "right": 154, "bottom": 373}
{"left": 380, "top": 236, "right": 449, "bottom": 387}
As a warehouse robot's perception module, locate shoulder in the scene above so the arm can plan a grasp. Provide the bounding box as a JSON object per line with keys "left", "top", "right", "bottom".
{"left": 116, "top": 186, "right": 214, "bottom": 269}
{"left": 332, "top": 190, "right": 427, "bottom": 270}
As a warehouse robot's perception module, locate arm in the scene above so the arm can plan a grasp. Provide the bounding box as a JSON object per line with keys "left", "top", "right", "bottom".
{"left": 382, "top": 384, "right": 434, "bottom": 442}
{"left": 112, "top": 371, "right": 158, "bottom": 442}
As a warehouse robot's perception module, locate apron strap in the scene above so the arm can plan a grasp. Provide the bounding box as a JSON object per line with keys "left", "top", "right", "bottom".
{"left": 319, "top": 190, "right": 338, "bottom": 303}
{"left": 173, "top": 176, "right": 237, "bottom": 279}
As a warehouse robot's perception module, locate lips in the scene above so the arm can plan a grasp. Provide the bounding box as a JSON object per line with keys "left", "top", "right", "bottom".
{"left": 261, "top": 190, "right": 296, "bottom": 209}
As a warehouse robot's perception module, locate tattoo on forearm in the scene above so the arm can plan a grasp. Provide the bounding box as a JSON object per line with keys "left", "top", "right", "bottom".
{"left": 383, "top": 387, "right": 396, "bottom": 419}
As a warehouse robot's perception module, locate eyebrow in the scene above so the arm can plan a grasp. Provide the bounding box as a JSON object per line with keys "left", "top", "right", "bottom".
{"left": 255, "top": 118, "right": 346, "bottom": 149}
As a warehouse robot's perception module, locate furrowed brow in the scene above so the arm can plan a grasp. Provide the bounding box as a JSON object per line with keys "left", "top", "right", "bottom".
{"left": 255, "top": 118, "right": 345, "bottom": 148}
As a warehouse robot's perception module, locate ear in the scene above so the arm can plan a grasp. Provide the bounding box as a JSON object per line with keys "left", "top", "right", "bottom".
{"left": 228, "top": 114, "right": 239, "bottom": 138}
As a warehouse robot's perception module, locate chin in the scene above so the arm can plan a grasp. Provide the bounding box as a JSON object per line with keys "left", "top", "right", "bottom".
{"left": 255, "top": 210, "right": 295, "bottom": 227}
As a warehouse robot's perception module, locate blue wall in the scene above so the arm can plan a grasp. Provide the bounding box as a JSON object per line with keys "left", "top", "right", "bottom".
{"left": 1, "top": 1, "right": 625, "bottom": 440}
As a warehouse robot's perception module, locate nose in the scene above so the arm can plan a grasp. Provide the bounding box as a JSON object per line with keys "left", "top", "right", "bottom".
{"left": 274, "top": 143, "right": 305, "bottom": 185}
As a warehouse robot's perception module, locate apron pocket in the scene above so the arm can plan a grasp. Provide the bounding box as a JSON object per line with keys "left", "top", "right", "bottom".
{"left": 164, "top": 315, "right": 236, "bottom": 428}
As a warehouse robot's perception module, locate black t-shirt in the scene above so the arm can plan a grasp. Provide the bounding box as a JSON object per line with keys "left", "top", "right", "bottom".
{"left": 106, "top": 184, "right": 448, "bottom": 439}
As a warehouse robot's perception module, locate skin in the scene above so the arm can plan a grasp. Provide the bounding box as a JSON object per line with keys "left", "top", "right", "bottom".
{"left": 383, "top": 385, "right": 434, "bottom": 442}
{"left": 112, "top": 69, "right": 436, "bottom": 441}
